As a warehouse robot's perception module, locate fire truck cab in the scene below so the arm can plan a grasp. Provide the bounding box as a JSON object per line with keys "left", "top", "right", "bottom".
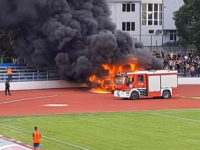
{"left": 114, "top": 70, "right": 178, "bottom": 100}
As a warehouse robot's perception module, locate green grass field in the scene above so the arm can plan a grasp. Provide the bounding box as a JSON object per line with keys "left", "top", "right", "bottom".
{"left": 0, "top": 109, "right": 200, "bottom": 150}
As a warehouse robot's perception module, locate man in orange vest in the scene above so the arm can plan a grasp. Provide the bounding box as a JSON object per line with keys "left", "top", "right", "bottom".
{"left": 7, "top": 68, "right": 12, "bottom": 81}
{"left": 33, "top": 126, "right": 42, "bottom": 150}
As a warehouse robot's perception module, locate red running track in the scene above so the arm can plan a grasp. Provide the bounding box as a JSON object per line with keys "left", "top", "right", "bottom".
{"left": 0, "top": 85, "right": 200, "bottom": 116}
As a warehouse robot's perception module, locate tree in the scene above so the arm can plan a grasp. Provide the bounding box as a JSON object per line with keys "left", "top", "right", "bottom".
{"left": 0, "top": 27, "right": 17, "bottom": 62}
{"left": 173, "top": 0, "right": 200, "bottom": 53}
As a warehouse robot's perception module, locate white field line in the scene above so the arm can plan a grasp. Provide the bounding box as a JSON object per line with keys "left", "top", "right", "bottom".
{"left": 1, "top": 109, "right": 200, "bottom": 121}
{"left": 0, "top": 112, "right": 200, "bottom": 150}
{"left": 0, "top": 123, "right": 90, "bottom": 150}
{"left": 149, "top": 113, "right": 200, "bottom": 123}
{"left": 0, "top": 95, "right": 58, "bottom": 105}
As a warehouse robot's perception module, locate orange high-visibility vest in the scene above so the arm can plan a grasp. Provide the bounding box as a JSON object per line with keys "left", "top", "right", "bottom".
{"left": 7, "top": 69, "right": 12, "bottom": 75}
{"left": 33, "top": 131, "right": 41, "bottom": 143}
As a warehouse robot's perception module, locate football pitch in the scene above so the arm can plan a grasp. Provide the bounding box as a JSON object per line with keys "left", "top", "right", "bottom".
{"left": 0, "top": 109, "right": 200, "bottom": 150}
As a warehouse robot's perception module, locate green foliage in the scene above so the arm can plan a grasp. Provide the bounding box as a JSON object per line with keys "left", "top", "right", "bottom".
{"left": 174, "top": 0, "right": 200, "bottom": 53}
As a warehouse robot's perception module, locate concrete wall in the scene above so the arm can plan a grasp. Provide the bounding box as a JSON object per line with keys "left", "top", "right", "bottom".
{"left": 107, "top": 1, "right": 141, "bottom": 40}
{"left": 0, "top": 80, "right": 88, "bottom": 91}
{"left": 106, "top": 0, "right": 184, "bottom": 47}
{"left": 163, "top": 0, "right": 184, "bottom": 30}
{"left": 178, "top": 78, "right": 200, "bottom": 85}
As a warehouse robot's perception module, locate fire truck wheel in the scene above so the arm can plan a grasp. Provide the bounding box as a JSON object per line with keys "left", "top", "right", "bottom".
{"left": 130, "top": 91, "right": 139, "bottom": 100}
{"left": 162, "top": 90, "right": 171, "bottom": 99}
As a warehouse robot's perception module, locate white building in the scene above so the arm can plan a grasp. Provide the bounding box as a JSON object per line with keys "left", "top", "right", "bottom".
{"left": 163, "top": 0, "right": 184, "bottom": 43}
{"left": 106, "top": 0, "right": 184, "bottom": 47}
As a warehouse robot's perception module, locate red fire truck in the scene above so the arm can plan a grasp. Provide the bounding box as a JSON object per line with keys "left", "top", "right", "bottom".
{"left": 114, "top": 70, "right": 178, "bottom": 100}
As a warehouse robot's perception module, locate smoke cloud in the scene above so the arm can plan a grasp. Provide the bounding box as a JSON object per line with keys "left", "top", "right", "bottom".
{"left": 0, "top": 0, "right": 163, "bottom": 83}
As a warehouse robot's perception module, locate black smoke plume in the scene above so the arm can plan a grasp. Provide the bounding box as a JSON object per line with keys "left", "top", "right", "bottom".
{"left": 0, "top": 0, "right": 163, "bottom": 84}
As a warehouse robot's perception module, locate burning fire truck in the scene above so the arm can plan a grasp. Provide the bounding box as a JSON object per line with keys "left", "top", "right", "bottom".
{"left": 114, "top": 70, "right": 178, "bottom": 100}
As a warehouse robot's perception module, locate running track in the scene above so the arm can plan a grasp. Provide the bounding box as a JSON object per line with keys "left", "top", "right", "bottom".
{"left": 0, "top": 85, "right": 200, "bottom": 116}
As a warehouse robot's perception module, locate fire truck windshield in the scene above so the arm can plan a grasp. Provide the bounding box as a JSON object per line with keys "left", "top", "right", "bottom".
{"left": 114, "top": 75, "right": 125, "bottom": 85}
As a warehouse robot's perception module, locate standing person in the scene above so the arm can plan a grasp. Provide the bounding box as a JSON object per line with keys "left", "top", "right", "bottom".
{"left": 33, "top": 126, "right": 42, "bottom": 150}
{"left": 7, "top": 67, "right": 12, "bottom": 81}
{"left": 5, "top": 79, "right": 11, "bottom": 95}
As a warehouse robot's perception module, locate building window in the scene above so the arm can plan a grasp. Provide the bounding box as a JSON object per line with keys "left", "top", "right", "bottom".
{"left": 138, "top": 75, "right": 144, "bottom": 83}
{"left": 127, "top": 22, "right": 130, "bottom": 31}
{"left": 122, "top": 4, "right": 126, "bottom": 11}
{"left": 154, "top": 20, "right": 158, "bottom": 25}
{"left": 132, "top": 4, "right": 135, "bottom": 11}
{"left": 142, "top": 4, "right": 162, "bottom": 26}
{"left": 122, "top": 3, "right": 135, "bottom": 12}
{"left": 154, "top": 4, "right": 158, "bottom": 11}
{"left": 131, "top": 22, "right": 135, "bottom": 30}
{"left": 170, "top": 30, "right": 177, "bottom": 41}
{"left": 142, "top": 4, "right": 146, "bottom": 11}
{"left": 122, "top": 22, "right": 135, "bottom": 31}
{"left": 148, "top": 20, "right": 152, "bottom": 25}
{"left": 149, "top": 30, "right": 154, "bottom": 34}
{"left": 122, "top": 22, "right": 126, "bottom": 31}
{"left": 148, "top": 4, "right": 153, "bottom": 11}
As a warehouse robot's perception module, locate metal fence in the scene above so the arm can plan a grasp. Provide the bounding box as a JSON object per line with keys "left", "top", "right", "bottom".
{"left": 132, "top": 35, "right": 179, "bottom": 47}
{"left": 0, "top": 71, "right": 61, "bottom": 83}
{"left": 176, "top": 68, "right": 200, "bottom": 78}
{"left": 130, "top": 34, "right": 198, "bottom": 53}
{"left": 0, "top": 68, "right": 199, "bottom": 83}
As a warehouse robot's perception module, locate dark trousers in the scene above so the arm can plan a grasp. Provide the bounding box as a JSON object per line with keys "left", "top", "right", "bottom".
{"left": 190, "top": 71, "right": 195, "bottom": 77}
{"left": 5, "top": 87, "right": 11, "bottom": 95}
{"left": 8, "top": 74, "right": 12, "bottom": 81}
{"left": 197, "top": 71, "right": 200, "bottom": 77}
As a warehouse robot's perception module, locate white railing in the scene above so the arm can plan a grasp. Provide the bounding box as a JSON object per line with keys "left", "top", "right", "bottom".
{"left": 0, "top": 71, "right": 61, "bottom": 82}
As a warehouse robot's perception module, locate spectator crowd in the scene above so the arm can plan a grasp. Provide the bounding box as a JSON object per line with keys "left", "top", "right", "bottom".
{"left": 152, "top": 50, "right": 200, "bottom": 77}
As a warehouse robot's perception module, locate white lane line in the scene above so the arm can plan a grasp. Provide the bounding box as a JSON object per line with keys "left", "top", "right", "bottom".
{"left": 149, "top": 113, "right": 200, "bottom": 123}
{"left": 2, "top": 109, "right": 200, "bottom": 121}
{"left": 0, "top": 123, "right": 90, "bottom": 150}
{"left": 0, "top": 95, "right": 58, "bottom": 105}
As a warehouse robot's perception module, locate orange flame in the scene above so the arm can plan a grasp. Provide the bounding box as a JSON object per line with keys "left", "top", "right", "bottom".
{"left": 89, "top": 63, "right": 137, "bottom": 94}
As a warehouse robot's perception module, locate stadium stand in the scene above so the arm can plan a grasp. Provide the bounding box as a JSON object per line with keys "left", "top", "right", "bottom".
{"left": 152, "top": 50, "right": 200, "bottom": 77}
{"left": 0, "top": 63, "right": 61, "bottom": 83}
